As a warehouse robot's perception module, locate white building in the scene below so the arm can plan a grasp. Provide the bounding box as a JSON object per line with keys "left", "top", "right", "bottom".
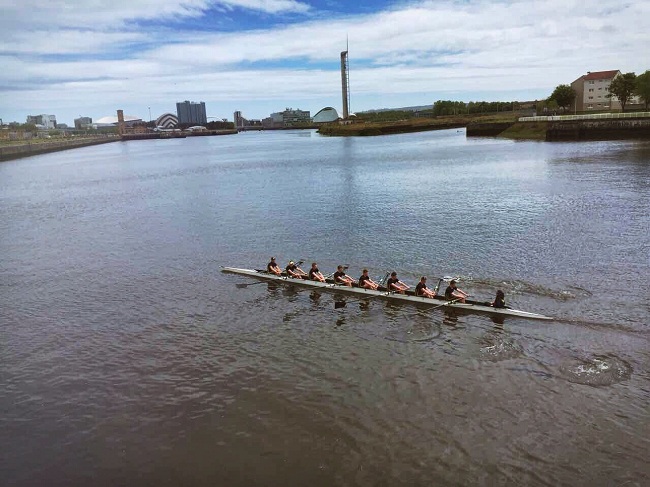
{"left": 571, "top": 70, "right": 642, "bottom": 111}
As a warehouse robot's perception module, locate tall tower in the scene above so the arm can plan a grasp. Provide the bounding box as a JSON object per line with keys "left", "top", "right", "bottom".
{"left": 117, "top": 109, "right": 125, "bottom": 135}
{"left": 340, "top": 47, "right": 350, "bottom": 120}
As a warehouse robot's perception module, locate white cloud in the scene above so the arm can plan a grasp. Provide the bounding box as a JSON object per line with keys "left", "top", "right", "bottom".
{"left": 0, "top": 0, "right": 648, "bottom": 123}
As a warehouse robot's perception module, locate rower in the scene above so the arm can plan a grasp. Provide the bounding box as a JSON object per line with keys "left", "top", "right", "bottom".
{"left": 286, "top": 260, "right": 306, "bottom": 279}
{"left": 387, "top": 271, "right": 410, "bottom": 294}
{"left": 333, "top": 265, "right": 354, "bottom": 287}
{"left": 309, "top": 262, "right": 326, "bottom": 282}
{"left": 444, "top": 279, "right": 468, "bottom": 303}
{"left": 358, "top": 269, "right": 379, "bottom": 290}
{"left": 267, "top": 257, "right": 281, "bottom": 276}
{"left": 491, "top": 289, "right": 506, "bottom": 308}
{"left": 415, "top": 276, "right": 437, "bottom": 298}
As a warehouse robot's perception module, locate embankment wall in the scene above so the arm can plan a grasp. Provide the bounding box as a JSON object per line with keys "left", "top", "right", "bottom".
{"left": 546, "top": 118, "right": 650, "bottom": 141}
{"left": 0, "top": 137, "right": 119, "bottom": 162}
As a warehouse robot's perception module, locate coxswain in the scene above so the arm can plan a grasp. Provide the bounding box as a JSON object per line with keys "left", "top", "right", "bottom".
{"left": 333, "top": 265, "right": 354, "bottom": 287}
{"left": 415, "top": 276, "right": 437, "bottom": 298}
{"left": 444, "top": 279, "right": 468, "bottom": 303}
{"left": 358, "top": 269, "right": 379, "bottom": 290}
{"left": 387, "top": 271, "right": 410, "bottom": 294}
{"left": 309, "top": 262, "right": 326, "bottom": 282}
{"left": 267, "top": 257, "right": 281, "bottom": 276}
{"left": 286, "top": 261, "right": 306, "bottom": 278}
{"left": 491, "top": 289, "right": 506, "bottom": 308}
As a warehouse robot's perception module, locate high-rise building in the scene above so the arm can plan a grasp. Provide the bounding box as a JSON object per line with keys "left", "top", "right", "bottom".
{"left": 234, "top": 111, "right": 245, "bottom": 128}
{"left": 176, "top": 101, "right": 207, "bottom": 125}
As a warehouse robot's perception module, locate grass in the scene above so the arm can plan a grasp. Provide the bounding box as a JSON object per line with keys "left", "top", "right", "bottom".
{"left": 499, "top": 122, "right": 548, "bottom": 140}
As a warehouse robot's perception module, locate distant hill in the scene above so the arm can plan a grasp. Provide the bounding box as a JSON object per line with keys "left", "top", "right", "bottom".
{"left": 358, "top": 105, "right": 432, "bottom": 114}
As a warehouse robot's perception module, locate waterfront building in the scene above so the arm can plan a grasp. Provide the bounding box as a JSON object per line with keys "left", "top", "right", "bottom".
{"left": 155, "top": 113, "right": 179, "bottom": 128}
{"left": 74, "top": 117, "right": 92, "bottom": 129}
{"left": 282, "top": 108, "right": 310, "bottom": 126}
{"left": 262, "top": 108, "right": 311, "bottom": 128}
{"left": 234, "top": 111, "right": 248, "bottom": 129}
{"left": 176, "top": 101, "right": 207, "bottom": 125}
{"left": 571, "top": 70, "right": 642, "bottom": 112}
{"left": 313, "top": 107, "right": 339, "bottom": 123}
{"left": 262, "top": 111, "right": 284, "bottom": 129}
{"left": 26, "top": 114, "right": 57, "bottom": 129}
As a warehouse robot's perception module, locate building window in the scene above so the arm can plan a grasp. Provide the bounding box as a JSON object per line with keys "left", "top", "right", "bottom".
{"left": 587, "top": 104, "right": 594, "bottom": 109}
{"left": 589, "top": 88, "right": 594, "bottom": 92}
{"left": 588, "top": 81, "right": 595, "bottom": 84}
{"left": 588, "top": 96, "right": 593, "bottom": 99}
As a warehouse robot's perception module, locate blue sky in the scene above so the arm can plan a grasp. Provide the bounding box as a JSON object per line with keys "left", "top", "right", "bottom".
{"left": 0, "top": 0, "right": 648, "bottom": 125}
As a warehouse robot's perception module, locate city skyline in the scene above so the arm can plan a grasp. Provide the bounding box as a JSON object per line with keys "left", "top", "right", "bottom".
{"left": 1, "top": 0, "right": 648, "bottom": 125}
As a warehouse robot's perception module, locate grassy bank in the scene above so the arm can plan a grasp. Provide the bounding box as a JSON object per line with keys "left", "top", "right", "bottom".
{"left": 498, "top": 122, "right": 548, "bottom": 140}
{"left": 318, "top": 112, "right": 519, "bottom": 136}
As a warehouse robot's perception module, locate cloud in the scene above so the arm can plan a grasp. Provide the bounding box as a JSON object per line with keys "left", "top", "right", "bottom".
{"left": 0, "top": 0, "right": 648, "bottom": 123}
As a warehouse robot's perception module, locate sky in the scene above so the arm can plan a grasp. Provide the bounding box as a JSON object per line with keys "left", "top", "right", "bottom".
{"left": 1, "top": 0, "right": 648, "bottom": 125}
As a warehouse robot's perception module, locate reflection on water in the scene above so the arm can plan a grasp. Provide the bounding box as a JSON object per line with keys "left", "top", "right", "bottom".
{"left": 1, "top": 131, "right": 649, "bottom": 486}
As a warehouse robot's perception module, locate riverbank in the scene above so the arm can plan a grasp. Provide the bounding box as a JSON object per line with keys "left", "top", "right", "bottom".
{"left": 0, "top": 136, "right": 119, "bottom": 162}
{"left": 468, "top": 113, "right": 650, "bottom": 141}
{"left": 318, "top": 117, "right": 471, "bottom": 136}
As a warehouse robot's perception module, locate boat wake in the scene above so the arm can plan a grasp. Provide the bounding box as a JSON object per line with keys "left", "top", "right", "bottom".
{"left": 479, "top": 331, "right": 524, "bottom": 362}
{"left": 557, "top": 354, "right": 632, "bottom": 386}
{"left": 470, "top": 278, "right": 592, "bottom": 301}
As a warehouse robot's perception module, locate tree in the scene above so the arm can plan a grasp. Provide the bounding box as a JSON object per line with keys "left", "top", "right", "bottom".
{"left": 635, "top": 70, "right": 650, "bottom": 110}
{"left": 549, "top": 84, "right": 576, "bottom": 111}
{"left": 608, "top": 72, "right": 636, "bottom": 112}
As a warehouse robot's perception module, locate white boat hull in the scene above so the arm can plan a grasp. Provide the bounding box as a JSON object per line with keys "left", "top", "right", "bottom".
{"left": 222, "top": 267, "right": 553, "bottom": 321}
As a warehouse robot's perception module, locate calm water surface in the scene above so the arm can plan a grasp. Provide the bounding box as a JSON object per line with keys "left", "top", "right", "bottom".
{"left": 1, "top": 130, "right": 649, "bottom": 486}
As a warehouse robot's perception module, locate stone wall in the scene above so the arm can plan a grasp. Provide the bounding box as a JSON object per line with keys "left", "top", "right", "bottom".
{"left": 546, "top": 118, "right": 650, "bottom": 141}
{"left": 0, "top": 137, "right": 118, "bottom": 162}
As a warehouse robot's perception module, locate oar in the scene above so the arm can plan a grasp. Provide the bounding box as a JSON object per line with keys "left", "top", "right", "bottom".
{"left": 403, "top": 298, "right": 462, "bottom": 319}
{"left": 334, "top": 291, "right": 387, "bottom": 309}
{"left": 236, "top": 280, "right": 269, "bottom": 288}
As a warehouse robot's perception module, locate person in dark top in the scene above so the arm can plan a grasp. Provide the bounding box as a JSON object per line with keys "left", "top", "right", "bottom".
{"left": 267, "top": 257, "right": 281, "bottom": 276}
{"left": 492, "top": 289, "right": 506, "bottom": 308}
{"left": 415, "top": 276, "right": 437, "bottom": 298}
{"left": 286, "top": 261, "right": 306, "bottom": 278}
{"left": 444, "top": 279, "right": 468, "bottom": 303}
{"left": 387, "top": 271, "right": 409, "bottom": 294}
{"left": 359, "top": 269, "right": 379, "bottom": 290}
{"left": 333, "top": 265, "right": 354, "bottom": 287}
{"left": 309, "top": 262, "right": 326, "bottom": 282}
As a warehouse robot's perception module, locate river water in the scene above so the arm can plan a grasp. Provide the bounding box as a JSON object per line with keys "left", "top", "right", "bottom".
{"left": 1, "top": 129, "right": 649, "bottom": 486}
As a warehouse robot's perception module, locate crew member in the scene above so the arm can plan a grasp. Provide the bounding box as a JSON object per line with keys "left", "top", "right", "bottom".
{"left": 286, "top": 261, "right": 306, "bottom": 278}
{"left": 444, "top": 279, "right": 468, "bottom": 303}
{"left": 492, "top": 289, "right": 506, "bottom": 308}
{"left": 267, "top": 257, "right": 281, "bottom": 276}
{"left": 387, "top": 271, "right": 409, "bottom": 294}
{"left": 333, "top": 265, "right": 354, "bottom": 287}
{"left": 309, "top": 262, "right": 326, "bottom": 282}
{"left": 415, "top": 276, "right": 437, "bottom": 298}
{"left": 358, "top": 269, "right": 379, "bottom": 290}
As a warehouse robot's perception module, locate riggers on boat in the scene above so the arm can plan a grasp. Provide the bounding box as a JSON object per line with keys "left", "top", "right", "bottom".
{"left": 221, "top": 267, "right": 553, "bottom": 321}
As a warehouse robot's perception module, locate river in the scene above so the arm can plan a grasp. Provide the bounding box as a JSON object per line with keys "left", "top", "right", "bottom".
{"left": 1, "top": 129, "right": 649, "bottom": 486}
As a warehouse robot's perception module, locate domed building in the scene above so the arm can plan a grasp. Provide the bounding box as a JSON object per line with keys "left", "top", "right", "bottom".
{"left": 94, "top": 114, "right": 141, "bottom": 127}
{"left": 313, "top": 107, "right": 339, "bottom": 123}
{"left": 155, "top": 113, "right": 179, "bottom": 128}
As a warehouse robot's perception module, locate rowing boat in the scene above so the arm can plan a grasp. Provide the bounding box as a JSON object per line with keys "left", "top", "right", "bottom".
{"left": 221, "top": 267, "right": 553, "bottom": 321}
